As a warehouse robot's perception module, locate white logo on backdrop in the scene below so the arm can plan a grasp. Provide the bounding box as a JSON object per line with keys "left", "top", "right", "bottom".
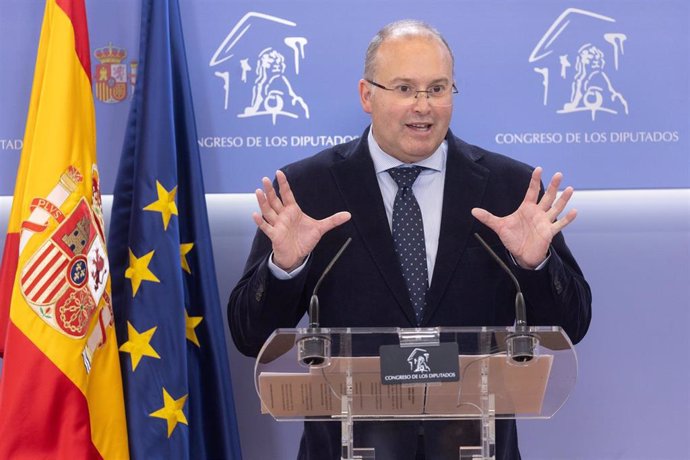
{"left": 209, "top": 12, "right": 309, "bottom": 125}
{"left": 407, "top": 348, "right": 431, "bottom": 373}
{"left": 529, "top": 8, "right": 629, "bottom": 120}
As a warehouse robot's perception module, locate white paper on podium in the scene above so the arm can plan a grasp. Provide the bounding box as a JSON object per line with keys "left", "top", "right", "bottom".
{"left": 258, "top": 354, "right": 552, "bottom": 418}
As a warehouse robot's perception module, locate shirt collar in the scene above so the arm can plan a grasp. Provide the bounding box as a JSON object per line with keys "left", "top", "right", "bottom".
{"left": 367, "top": 126, "right": 446, "bottom": 174}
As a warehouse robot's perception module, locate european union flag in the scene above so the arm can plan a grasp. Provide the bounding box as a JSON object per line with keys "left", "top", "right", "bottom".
{"left": 107, "top": 0, "right": 242, "bottom": 458}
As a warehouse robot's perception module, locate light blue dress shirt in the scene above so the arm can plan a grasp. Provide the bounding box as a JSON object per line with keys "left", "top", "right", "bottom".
{"left": 367, "top": 128, "right": 446, "bottom": 284}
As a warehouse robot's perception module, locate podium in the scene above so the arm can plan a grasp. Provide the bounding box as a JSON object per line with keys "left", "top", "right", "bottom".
{"left": 254, "top": 326, "right": 577, "bottom": 460}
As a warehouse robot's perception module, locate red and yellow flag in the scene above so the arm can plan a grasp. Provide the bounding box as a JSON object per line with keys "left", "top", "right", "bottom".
{"left": 0, "top": 0, "right": 129, "bottom": 457}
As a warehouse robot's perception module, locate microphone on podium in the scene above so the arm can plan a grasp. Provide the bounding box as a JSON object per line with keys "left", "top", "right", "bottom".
{"left": 297, "top": 237, "right": 352, "bottom": 367}
{"left": 474, "top": 233, "right": 537, "bottom": 363}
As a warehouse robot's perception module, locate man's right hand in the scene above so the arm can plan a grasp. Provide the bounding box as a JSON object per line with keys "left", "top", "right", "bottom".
{"left": 253, "top": 170, "right": 352, "bottom": 272}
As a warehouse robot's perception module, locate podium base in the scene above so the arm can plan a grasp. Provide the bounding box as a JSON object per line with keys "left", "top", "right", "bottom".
{"left": 460, "top": 446, "right": 495, "bottom": 460}
{"left": 341, "top": 447, "right": 375, "bottom": 460}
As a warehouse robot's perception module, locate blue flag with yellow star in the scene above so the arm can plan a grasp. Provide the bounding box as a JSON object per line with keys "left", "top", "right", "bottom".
{"left": 107, "top": 0, "right": 242, "bottom": 458}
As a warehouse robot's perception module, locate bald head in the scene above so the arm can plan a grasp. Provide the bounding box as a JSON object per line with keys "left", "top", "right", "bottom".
{"left": 363, "top": 20, "right": 455, "bottom": 80}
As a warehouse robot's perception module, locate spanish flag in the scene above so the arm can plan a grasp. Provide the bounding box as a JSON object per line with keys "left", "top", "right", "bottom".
{"left": 0, "top": 0, "right": 129, "bottom": 458}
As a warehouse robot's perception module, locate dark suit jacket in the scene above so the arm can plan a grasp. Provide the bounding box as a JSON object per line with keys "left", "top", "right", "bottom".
{"left": 228, "top": 128, "right": 592, "bottom": 460}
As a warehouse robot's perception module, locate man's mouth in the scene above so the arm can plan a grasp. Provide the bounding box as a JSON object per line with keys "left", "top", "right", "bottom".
{"left": 405, "top": 123, "right": 432, "bottom": 132}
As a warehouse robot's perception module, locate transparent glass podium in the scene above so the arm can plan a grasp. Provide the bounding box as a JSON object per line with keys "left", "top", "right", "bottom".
{"left": 254, "top": 326, "right": 577, "bottom": 460}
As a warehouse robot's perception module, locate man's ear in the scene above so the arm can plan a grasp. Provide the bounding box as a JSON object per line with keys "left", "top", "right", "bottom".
{"left": 359, "top": 79, "right": 373, "bottom": 114}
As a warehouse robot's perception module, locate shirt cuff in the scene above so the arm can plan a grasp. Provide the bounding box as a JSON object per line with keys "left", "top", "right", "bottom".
{"left": 509, "top": 248, "right": 551, "bottom": 271}
{"left": 267, "top": 252, "right": 310, "bottom": 279}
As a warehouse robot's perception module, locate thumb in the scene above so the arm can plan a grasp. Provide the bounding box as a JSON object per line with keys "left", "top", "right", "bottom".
{"left": 319, "top": 211, "right": 352, "bottom": 233}
{"left": 471, "top": 207, "right": 498, "bottom": 228}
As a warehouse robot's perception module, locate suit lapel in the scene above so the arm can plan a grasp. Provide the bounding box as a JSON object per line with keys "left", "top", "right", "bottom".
{"left": 423, "top": 134, "right": 490, "bottom": 324}
{"left": 330, "top": 131, "right": 418, "bottom": 325}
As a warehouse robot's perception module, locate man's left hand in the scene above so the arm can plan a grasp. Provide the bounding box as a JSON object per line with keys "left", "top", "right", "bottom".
{"left": 471, "top": 167, "right": 577, "bottom": 269}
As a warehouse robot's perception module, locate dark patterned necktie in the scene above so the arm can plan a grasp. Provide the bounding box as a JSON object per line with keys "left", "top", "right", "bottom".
{"left": 388, "top": 166, "right": 428, "bottom": 324}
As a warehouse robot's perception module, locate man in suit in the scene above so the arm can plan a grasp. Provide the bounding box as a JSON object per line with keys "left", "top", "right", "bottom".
{"left": 228, "top": 19, "right": 591, "bottom": 460}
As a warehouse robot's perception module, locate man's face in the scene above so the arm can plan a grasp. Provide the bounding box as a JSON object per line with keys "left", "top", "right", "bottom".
{"left": 359, "top": 35, "right": 454, "bottom": 163}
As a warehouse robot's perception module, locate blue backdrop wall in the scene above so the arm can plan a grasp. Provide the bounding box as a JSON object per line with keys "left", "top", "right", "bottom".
{"left": 2, "top": 1, "right": 689, "bottom": 193}
{"left": 1, "top": 1, "right": 689, "bottom": 459}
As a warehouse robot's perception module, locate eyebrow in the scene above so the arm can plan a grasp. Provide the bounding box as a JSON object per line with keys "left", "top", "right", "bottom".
{"left": 388, "top": 77, "right": 451, "bottom": 86}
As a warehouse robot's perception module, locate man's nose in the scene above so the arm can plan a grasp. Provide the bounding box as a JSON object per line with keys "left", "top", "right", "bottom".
{"left": 412, "top": 92, "right": 432, "bottom": 111}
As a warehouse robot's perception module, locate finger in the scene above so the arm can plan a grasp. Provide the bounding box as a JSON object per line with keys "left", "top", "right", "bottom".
{"left": 552, "top": 208, "right": 578, "bottom": 233}
{"left": 318, "top": 211, "right": 352, "bottom": 233}
{"left": 546, "top": 186, "right": 574, "bottom": 221}
{"left": 538, "top": 172, "right": 563, "bottom": 211}
{"left": 262, "top": 176, "right": 284, "bottom": 212}
{"left": 524, "top": 167, "right": 543, "bottom": 204}
{"left": 471, "top": 207, "right": 501, "bottom": 230}
{"left": 251, "top": 211, "right": 265, "bottom": 228}
{"left": 255, "top": 187, "right": 279, "bottom": 224}
{"left": 275, "top": 170, "right": 297, "bottom": 207}
{"left": 252, "top": 211, "right": 275, "bottom": 239}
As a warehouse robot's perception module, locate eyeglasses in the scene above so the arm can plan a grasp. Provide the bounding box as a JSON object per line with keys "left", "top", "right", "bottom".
{"left": 366, "top": 79, "right": 458, "bottom": 106}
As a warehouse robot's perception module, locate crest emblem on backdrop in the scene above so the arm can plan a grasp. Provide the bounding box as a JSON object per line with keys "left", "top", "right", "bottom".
{"left": 209, "top": 12, "right": 310, "bottom": 125}
{"left": 94, "top": 44, "right": 137, "bottom": 104}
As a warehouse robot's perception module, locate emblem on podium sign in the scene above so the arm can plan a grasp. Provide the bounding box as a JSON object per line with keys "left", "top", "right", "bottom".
{"left": 408, "top": 348, "right": 432, "bottom": 373}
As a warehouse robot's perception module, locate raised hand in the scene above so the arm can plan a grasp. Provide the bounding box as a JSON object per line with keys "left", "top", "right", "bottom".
{"left": 253, "top": 170, "right": 351, "bottom": 272}
{"left": 471, "top": 167, "right": 577, "bottom": 269}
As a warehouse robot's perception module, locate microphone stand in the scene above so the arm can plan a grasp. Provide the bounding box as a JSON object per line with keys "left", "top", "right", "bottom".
{"left": 297, "top": 237, "right": 352, "bottom": 367}
{"left": 474, "top": 233, "right": 537, "bottom": 363}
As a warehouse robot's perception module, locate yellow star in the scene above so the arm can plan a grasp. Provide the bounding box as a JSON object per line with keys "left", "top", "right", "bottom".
{"left": 119, "top": 321, "right": 160, "bottom": 371}
{"left": 180, "top": 242, "right": 194, "bottom": 274}
{"left": 125, "top": 249, "right": 160, "bottom": 296}
{"left": 185, "top": 309, "right": 203, "bottom": 347}
{"left": 143, "top": 181, "right": 178, "bottom": 230}
{"left": 149, "top": 388, "right": 188, "bottom": 438}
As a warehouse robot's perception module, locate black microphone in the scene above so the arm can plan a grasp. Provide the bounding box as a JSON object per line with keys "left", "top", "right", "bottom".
{"left": 298, "top": 237, "right": 352, "bottom": 367}
{"left": 474, "top": 233, "right": 536, "bottom": 363}
{"left": 308, "top": 237, "right": 352, "bottom": 328}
